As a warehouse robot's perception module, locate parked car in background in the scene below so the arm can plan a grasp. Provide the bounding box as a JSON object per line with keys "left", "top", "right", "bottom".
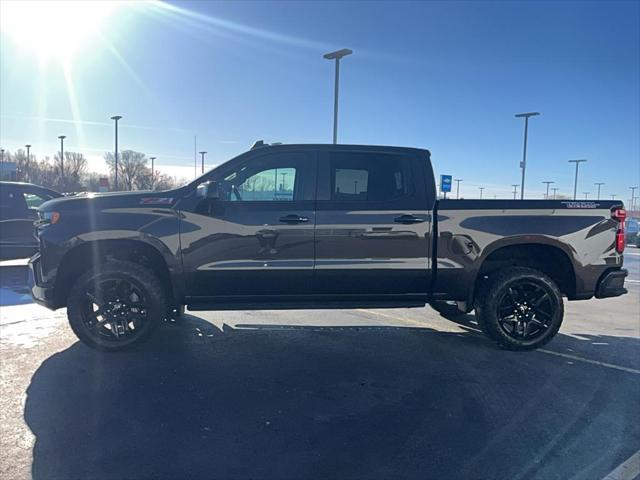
{"left": 0, "top": 181, "right": 61, "bottom": 260}
{"left": 625, "top": 217, "right": 640, "bottom": 247}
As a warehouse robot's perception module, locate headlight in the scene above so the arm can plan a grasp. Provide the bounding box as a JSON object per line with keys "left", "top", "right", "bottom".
{"left": 40, "top": 211, "right": 61, "bottom": 224}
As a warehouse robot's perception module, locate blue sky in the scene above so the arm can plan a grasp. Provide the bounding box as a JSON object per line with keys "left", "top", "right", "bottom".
{"left": 1, "top": 0, "right": 638, "bottom": 200}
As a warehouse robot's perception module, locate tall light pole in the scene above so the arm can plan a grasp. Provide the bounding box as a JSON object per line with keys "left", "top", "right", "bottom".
{"left": 323, "top": 48, "right": 352, "bottom": 144}
{"left": 583, "top": 192, "right": 590, "bottom": 200}
{"left": 454, "top": 178, "right": 463, "bottom": 199}
{"left": 199, "top": 151, "right": 207, "bottom": 174}
{"left": 568, "top": 159, "right": 587, "bottom": 200}
{"left": 149, "top": 156, "right": 156, "bottom": 190}
{"left": 551, "top": 187, "right": 559, "bottom": 199}
{"left": 631, "top": 186, "right": 638, "bottom": 211}
{"left": 542, "top": 181, "right": 554, "bottom": 199}
{"left": 515, "top": 111, "right": 540, "bottom": 199}
{"left": 611, "top": 194, "right": 617, "bottom": 200}
{"left": 0, "top": 149, "right": 4, "bottom": 178}
{"left": 479, "top": 186, "right": 485, "bottom": 199}
{"left": 111, "top": 115, "right": 122, "bottom": 191}
{"left": 594, "top": 182, "right": 605, "bottom": 200}
{"left": 58, "top": 135, "right": 66, "bottom": 182}
{"left": 512, "top": 184, "right": 519, "bottom": 200}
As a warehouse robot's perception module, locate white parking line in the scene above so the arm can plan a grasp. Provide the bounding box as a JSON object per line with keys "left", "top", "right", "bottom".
{"left": 602, "top": 450, "right": 640, "bottom": 480}
{"left": 359, "top": 309, "right": 640, "bottom": 375}
{"left": 538, "top": 349, "right": 640, "bottom": 375}
{"left": 626, "top": 279, "right": 640, "bottom": 284}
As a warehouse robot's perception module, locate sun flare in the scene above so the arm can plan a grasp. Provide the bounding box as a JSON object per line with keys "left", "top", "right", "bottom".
{"left": 0, "top": 0, "right": 119, "bottom": 61}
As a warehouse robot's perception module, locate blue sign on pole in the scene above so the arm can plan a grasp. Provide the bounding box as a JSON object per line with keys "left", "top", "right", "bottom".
{"left": 440, "top": 174, "right": 452, "bottom": 193}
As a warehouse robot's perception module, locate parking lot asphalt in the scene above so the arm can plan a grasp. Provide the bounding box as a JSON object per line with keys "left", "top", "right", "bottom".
{"left": 1, "top": 250, "right": 639, "bottom": 480}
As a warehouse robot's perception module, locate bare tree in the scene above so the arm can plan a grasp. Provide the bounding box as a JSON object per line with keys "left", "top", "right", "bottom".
{"left": 152, "top": 172, "right": 179, "bottom": 191}
{"left": 52, "top": 151, "right": 87, "bottom": 192}
{"left": 104, "top": 150, "right": 149, "bottom": 191}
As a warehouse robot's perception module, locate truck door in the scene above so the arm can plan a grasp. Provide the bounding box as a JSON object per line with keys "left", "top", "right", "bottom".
{"left": 180, "top": 149, "right": 317, "bottom": 300}
{"left": 314, "top": 149, "right": 433, "bottom": 297}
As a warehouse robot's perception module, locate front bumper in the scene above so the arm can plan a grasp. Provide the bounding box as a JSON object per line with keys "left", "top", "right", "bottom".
{"left": 595, "top": 269, "right": 628, "bottom": 299}
{"left": 28, "top": 252, "right": 57, "bottom": 310}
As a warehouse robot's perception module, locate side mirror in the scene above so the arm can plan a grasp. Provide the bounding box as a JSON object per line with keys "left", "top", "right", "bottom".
{"left": 197, "top": 180, "right": 220, "bottom": 200}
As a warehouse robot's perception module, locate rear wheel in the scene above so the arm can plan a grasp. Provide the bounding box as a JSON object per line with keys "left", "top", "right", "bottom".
{"left": 477, "top": 267, "right": 563, "bottom": 350}
{"left": 67, "top": 260, "right": 167, "bottom": 351}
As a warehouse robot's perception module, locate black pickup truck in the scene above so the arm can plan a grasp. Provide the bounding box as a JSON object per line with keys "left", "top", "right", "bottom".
{"left": 29, "top": 143, "right": 628, "bottom": 351}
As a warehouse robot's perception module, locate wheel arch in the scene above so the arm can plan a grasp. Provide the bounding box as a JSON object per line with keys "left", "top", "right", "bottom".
{"left": 470, "top": 237, "right": 577, "bottom": 307}
{"left": 54, "top": 238, "right": 183, "bottom": 308}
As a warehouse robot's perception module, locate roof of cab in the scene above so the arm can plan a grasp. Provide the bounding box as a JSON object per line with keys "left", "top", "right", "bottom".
{"left": 249, "top": 140, "right": 430, "bottom": 156}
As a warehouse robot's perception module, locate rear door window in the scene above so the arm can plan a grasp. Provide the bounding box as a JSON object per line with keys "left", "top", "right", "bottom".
{"left": 330, "top": 153, "right": 412, "bottom": 202}
{"left": 318, "top": 151, "right": 424, "bottom": 209}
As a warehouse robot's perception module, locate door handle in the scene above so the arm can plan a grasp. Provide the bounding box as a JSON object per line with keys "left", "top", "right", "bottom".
{"left": 394, "top": 214, "right": 425, "bottom": 224}
{"left": 279, "top": 214, "right": 309, "bottom": 224}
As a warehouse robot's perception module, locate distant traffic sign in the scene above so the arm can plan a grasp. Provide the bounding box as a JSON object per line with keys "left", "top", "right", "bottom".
{"left": 440, "top": 175, "right": 452, "bottom": 193}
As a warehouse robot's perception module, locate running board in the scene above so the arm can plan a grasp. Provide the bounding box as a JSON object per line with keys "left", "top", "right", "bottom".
{"left": 186, "top": 300, "right": 427, "bottom": 311}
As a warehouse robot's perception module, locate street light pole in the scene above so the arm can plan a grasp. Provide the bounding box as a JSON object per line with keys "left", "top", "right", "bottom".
{"left": 323, "top": 48, "right": 352, "bottom": 144}
{"left": 512, "top": 184, "right": 519, "bottom": 200}
{"left": 611, "top": 194, "right": 617, "bottom": 200}
{"left": 515, "top": 112, "right": 540, "bottom": 199}
{"left": 0, "top": 149, "right": 4, "bottom": 177}
{"left": 199, "top": 151, "right": 207, "bottom": 174}
{"left": 583, "top": 192, "right": 590, "bottom": 200}
{"left": 542, "top": 181, "right": 554, "bottom": 199}
{"left": 479, "top": 187, "right": 484, "bottom": 199}
{"left": 58, "top": 135, "right": 66, "bottom": 182}
{"left": 149, "top": 157, "right": 156, "bottom": 190}
{"left": 111, "top": 116, "right": 122, "bottom": 190}
{"left": 631, "top": 186, "right": 638, "bottom": 211}
{"left": 594, "top": 182, "right": 605, "bottom": 200}
{"left": 568, "top": 159, "right": 587, "bottom": 200}
{"left": 551, "top": 187, "right": 559, "bottom": 200}
{"left": 454, "top": 179, "right": 463, "bottom": 199}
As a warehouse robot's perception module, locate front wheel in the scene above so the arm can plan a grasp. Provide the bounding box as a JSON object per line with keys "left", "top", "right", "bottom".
{"left": 476, "top": 267, "right": 563, "bottom": 351}
{"left": 67, "top": 260, "right": 167, "bottom": 351}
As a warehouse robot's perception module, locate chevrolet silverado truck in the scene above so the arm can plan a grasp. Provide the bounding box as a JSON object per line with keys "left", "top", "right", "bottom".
{"left": 29, "top": 143, "right": 629, "bottom": 351}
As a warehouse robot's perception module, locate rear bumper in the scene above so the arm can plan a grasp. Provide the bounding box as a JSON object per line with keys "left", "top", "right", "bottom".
{"left": 28, "top": 253, "right": 58, "bottom": 310}
{"left": 595, "top": 269, "right": 628, "bottom": 299}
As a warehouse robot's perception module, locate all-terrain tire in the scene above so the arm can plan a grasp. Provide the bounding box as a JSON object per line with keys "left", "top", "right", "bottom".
{"left": 67, "top": 260, "right": 167, "bottom": 351}
{"left": 476, "top": 267, "right": 564, "bottom": 351}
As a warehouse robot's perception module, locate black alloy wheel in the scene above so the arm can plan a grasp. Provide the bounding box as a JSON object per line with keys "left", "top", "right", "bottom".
{"left": 476, "top": 267, "right": 564, "bottom": 350}
{"left": 81, "top": 277, "right": 148, "bottom": 343}
{"left": 67, "top": 260, "right": 166, "bottom": 351}
{"left": 495, "top": 281, "right": 553, "bottom": 341}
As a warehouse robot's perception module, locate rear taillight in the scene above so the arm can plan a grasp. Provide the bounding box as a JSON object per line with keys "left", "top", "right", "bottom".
{"left": 612, "top": 207, "right": 626, "bottom": 253}
{"left": 616, "top": 230, "right": 625, "bottom": 253}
